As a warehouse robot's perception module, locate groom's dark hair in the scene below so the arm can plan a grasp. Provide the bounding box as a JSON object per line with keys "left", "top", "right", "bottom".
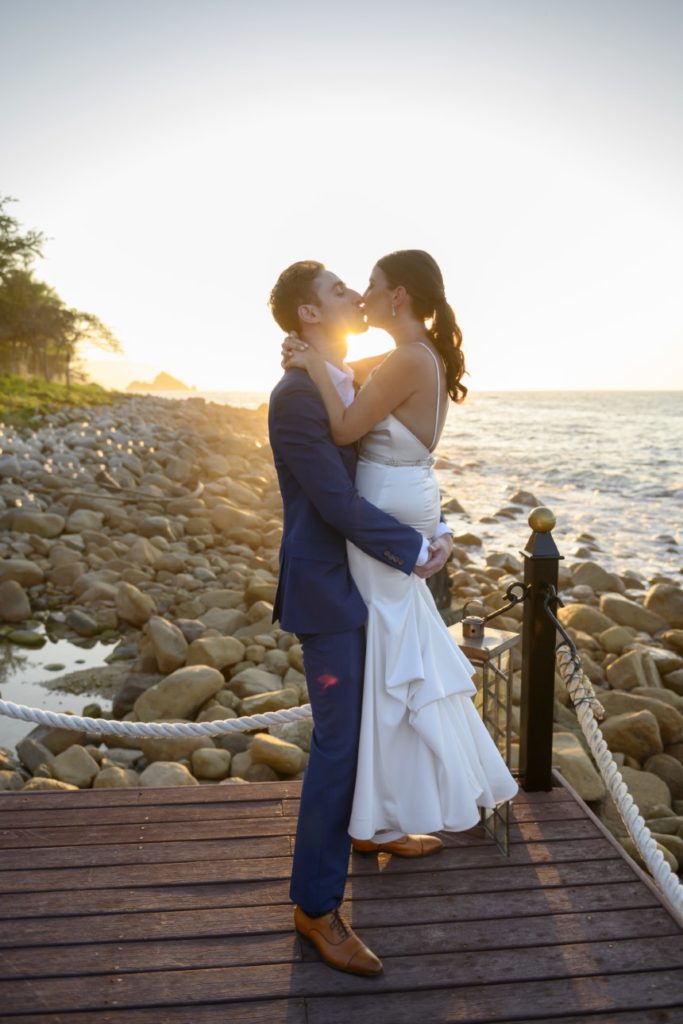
{"left": 269, "top": 260, "right": 324, "bottom": 333}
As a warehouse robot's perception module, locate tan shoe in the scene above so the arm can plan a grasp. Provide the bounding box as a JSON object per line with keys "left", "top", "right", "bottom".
{"left": 352, "top": 833, "right": 444, "bottom": 857}
{"left": 294, "top": 905, "right": 383, "bottom": 977}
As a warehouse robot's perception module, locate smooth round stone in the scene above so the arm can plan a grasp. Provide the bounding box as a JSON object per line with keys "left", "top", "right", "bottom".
{"left": 6, "top": 629, "right": 45, "bottom": 648}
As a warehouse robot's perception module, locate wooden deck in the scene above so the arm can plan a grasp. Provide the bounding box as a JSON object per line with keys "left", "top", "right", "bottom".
{"left": 0, "top": 773, "right": 681, "bottom": 1023}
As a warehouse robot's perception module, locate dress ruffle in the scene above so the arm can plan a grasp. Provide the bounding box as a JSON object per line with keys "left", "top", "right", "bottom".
{"left": 348, "top": 547, "right": 518, "bottom": 840}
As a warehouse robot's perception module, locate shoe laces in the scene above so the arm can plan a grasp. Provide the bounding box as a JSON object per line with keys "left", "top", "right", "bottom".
{"left": 330, "top": 908, "right": 351, "bottom": 941}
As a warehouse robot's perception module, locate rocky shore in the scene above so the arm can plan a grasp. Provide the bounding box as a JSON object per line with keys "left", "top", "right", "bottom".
{"left": 1, "top": 393, "right": 683, "bottom": 876}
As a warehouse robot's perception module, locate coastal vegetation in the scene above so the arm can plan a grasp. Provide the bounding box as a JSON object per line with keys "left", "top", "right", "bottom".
{"left": 0, "top": 374, "right": 119, "bottom": 426}
{"left": 0, "top": 195, "right": 121, "bottom": 386}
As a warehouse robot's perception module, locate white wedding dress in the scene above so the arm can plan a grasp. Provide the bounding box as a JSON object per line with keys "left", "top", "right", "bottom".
{"left": 348, "top": 345, "right": 518, "bottom": 839}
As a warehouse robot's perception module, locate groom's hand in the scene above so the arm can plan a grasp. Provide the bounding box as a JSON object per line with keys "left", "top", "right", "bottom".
{"left": 413, "top": 533, "right": 453, "bottom": 579}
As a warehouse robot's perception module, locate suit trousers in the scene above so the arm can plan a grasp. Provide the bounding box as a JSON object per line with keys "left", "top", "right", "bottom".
{"left": 289, "top": 626, "right": 366, "bottom": 917}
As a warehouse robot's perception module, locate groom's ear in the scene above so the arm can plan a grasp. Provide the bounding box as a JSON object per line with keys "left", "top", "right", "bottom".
{"left": 297, "top": 303, "right": 321, "bottom": 325}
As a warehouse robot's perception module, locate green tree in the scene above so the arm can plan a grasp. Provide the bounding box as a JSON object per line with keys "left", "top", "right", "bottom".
{"left": 0, "top": 195, "right": 45, "bottom": 281}
{"left": 0, "top": 196, "right": 121, "bottom": 383}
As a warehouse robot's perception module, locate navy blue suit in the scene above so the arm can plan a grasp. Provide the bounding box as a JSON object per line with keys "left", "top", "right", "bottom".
{"left": 268, "top": 368, "right": 423, "bottom": 915}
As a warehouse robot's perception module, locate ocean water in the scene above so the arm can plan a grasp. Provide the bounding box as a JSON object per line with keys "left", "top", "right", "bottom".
{"left": 162, "top": 388, "right": 683, "bottom": 583}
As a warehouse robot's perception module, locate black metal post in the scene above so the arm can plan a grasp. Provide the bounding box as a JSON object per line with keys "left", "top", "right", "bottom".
{"left": 519, "top": 508, "right": 562, "bottom": 791}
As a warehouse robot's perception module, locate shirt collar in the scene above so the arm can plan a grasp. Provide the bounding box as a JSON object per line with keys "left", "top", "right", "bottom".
{"left": 325, "top": 361, "right": 355, "bottom": 389}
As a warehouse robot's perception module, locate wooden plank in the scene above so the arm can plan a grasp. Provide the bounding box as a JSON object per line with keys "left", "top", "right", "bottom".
{"left": 0, "top": 856, "right": 643, "bottom": 921}
{"left": 1, "top": 940, "right": 681, "bottom": 1013}
{"left": 552, "top": 768, "right": 683, "bottom": 930}
{"left": 0, "top": 815, "right": 295, "bottom": 848}
{"left": 0, "top": 1002, "right": 307, "bottom": 1024}
{"left": 2, "top": 908, "right": 678, "bottom": 980}
{"left": 0, "top": 799, "right": 286, "bottom": 829}
{"left": 280, "top": 796, "right": 586, "bottom": 822}
{"left": 0, "top": 779, "right": 303, "bottom": 810}
{"left": 0, "top": 834, "right": 290, "bottom": 870}
{"left": 0, "top": 856, "right": 635, "bottom": 902}
{"left": 0, "top": 904, "right": 295, "bottom": 947}
{"left": 0, "top": 876, "right": 663, "bottom": 946}
{"left": 2, "top": 790, "right": 589, "bottom": 831}
{"left": 0, "top": 833, "right": 618, "bottom": 874}
{"left": 0, "top": 814, "right": 601, "bottom": 850}
{"left": 305, "top": 971, "right": 683, "bottom": 1023}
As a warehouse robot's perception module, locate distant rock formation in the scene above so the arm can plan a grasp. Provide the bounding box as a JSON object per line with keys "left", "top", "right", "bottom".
{"left": 126, "top": 372, "right": 195, "bottom": 392}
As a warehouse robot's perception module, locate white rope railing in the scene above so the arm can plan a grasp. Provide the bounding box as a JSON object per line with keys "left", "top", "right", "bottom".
{"left": 0, "top": 696, "right": 312, "bottom": 738}
{"left": 555, "top": 642, "right": 683, "bottom": 925}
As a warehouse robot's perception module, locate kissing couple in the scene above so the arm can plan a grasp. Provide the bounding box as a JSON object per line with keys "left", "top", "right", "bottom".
{"left": 268, "top": 249, "right": 517, "bottom": 977}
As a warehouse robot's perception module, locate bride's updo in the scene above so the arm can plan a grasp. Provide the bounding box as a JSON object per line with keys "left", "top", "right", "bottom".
{"left": 376, "top": 249, "right": 467, "bottom": 403}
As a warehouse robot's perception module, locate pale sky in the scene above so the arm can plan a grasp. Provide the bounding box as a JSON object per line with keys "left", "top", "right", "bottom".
{"left": 1, "top": 0, "right": 682, "bottom": 391}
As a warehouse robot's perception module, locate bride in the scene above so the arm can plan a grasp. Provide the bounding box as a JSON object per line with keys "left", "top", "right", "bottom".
{"left": 285, "top": 249, "right": 517, "bottom": 841}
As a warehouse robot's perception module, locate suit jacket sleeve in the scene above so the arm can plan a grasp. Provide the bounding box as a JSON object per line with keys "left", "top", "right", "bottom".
{"left": 271, "top": 380, "right": 423, "bottom": 575}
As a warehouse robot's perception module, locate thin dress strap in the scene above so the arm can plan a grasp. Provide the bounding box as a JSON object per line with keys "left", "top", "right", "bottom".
{"left": 415, "top": 342, "right": 442, "bottom": 451}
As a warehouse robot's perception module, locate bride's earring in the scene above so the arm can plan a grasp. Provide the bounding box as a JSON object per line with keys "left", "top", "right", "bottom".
{"left": 391, "top": 303, "right": 396, "bottom": 318}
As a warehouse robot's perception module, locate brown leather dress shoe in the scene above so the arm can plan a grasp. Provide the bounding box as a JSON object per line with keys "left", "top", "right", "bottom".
{"left": 352, "top": 833, "right": 444, "bottom": 857}
{"left": 294, "top": 905, "right": 383, "bottom": 976}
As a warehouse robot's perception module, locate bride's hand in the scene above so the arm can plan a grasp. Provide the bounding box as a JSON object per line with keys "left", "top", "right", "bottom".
{"left": 282, "top": 333, "right": 323, "bottom": 375}
{"left": 281, "top": 332, "right": 309, "bottom": 369}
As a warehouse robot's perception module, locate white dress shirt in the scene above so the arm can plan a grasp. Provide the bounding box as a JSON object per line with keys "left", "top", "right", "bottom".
{"left": 326, "top": 361, "right": 451, "bottom": 567}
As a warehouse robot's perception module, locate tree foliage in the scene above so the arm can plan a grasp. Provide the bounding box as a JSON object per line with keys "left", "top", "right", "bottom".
{"left": 0, "top": 196, "right": 45, "bottom": 281}
{"left": 0, "top": 195, "right": 120, "bottom": 383}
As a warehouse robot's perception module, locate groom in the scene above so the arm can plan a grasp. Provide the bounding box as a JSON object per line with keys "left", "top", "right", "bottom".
{"left": 267, "top": 260, "right": 452, "bottom": 976}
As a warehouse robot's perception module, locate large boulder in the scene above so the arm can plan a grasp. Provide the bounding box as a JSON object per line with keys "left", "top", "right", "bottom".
{"left": 602, "top": 766, "right": 672, "bottom": 822}
{"left": 606, "top": 649, "right": 660, "bottom": 690}
{"left": 572, "top": 562, "right": 625, "bottom": 594}
{"left": 599, "top": 690, "right": 683, "bottom": 746}
{"left": 210, "top": 503, "right": 262, "bottom": 534}
{"left": 250, "top": 734, "right": 306, "bottom": 775}
{"left": 133, "top": 665, "right": 225, "bottom": 721}
{"left": 552, "top": 732, "right": 605, "bottom": 801}
{"left": 66, "top": 509, "right": 104, "bottom": 532}
{"left": 269, "top": 717, "right": 314, "bottom": 752}
{"left": 93, "top": 765, "right": 139, "bottom": 788}
{"left": 664, "top": 669, "right": 683, "bottom": 697}
{"left": 0, "top": 770, "right": 23, "bottom": 791}
{"left": 0, "top": 558, "right": 44, "bottom": 586}
{"left": 601, "top": 710, "right": 662, "bottom": 762}
{"left": 599, "top": 594, "right": 667, "bottom": 635}
{"left": 644, "top": 584, "right": 683, "bottom": 629}
{"left": 558, "top": 604, "right": 615, "bottom": 635}
{"left": 229, "top": 667, "right": 283, "bottom": 699}
{"left": 186, "top": 636, "right": 245, "bottom": 670}
{"left": 644, "top": 754, "right": 683, "bottom": 799}
{"left": 199, "top": 608, "right": 249, "bottom": 635}
{"left": 139, "top": 762, "right": 198, "bottom": 787}
{"left": 598, "top": 625, "right": 637, "bottom": 654}
{"left": 9, "top": 510, "right": 65, "bottom": 538}
{"left": 662, "top": 630, "right": 683, "bottom": 654}
{"left": 135, "top": 734, "right": 215, "bottom": 763}
{"left": 51, "top": 745, "right": 100, "bottom": 788}
{"left": 240, "top": 689, "right": 300, "bottom": 715}
{"left": 146, "top": 616, "right": 188, "bottom": 673}
{"left": 0, "top": 580, "right": 31, "bottom": 623}
{"left": 190, "top": 748, "right": 232, "bottom": 780}
{"left": 116, "top": 581, "right": 156, "bottom": 626}
{"left": 245, "top": 579, "right": 278, "bottom": 607}
{"left": 22, "top": 777, "right": 77, "bottom": 792}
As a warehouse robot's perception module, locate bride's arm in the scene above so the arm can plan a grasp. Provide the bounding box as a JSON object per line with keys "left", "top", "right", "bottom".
{"left": 347, "top": 351, "right": 392, "bottom": 387}
{"left": 287, "top": 346, "right": 421, "bottom": 446}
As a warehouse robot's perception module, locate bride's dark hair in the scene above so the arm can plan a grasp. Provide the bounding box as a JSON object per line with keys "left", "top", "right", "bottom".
{"left": 376, "top": 249, "right": 467, "bottom": 403}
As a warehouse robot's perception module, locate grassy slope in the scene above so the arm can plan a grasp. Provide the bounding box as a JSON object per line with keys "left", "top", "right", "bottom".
{"left": 0, "top": 375, "right": 123, "bottom": 426}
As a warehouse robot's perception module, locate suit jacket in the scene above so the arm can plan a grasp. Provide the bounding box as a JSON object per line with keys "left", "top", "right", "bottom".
{"left": 268, "top": 369, "right": 423, "bottom": 635}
